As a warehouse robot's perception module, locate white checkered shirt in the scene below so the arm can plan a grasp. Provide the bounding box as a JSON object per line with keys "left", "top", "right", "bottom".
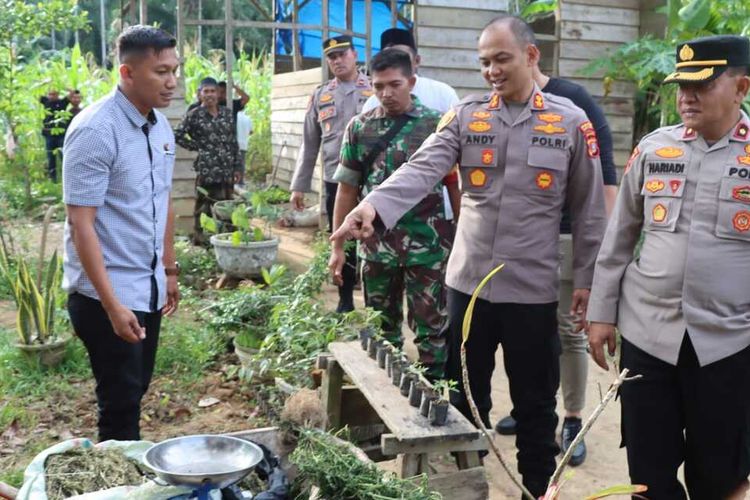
{"left": 62, "top": 88, "right": 175, "bottom": 312}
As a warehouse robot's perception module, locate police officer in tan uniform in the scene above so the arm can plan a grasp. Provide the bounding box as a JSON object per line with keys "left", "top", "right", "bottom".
{"left": 290, "top": 35, "right": 372, "bottom": 312}
{"left": 332, "top": 16, "right": 606, "bottom": 497}
{"left": 587, "top": 35, "right": 750, "bottom": 500}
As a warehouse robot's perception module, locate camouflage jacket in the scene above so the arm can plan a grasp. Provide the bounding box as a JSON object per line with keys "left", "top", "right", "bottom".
{"left": 333, "top": 97, "right": 451, "bottom": 265}
{"left": 174, "top": 105, "right": 241, "bottom": 185}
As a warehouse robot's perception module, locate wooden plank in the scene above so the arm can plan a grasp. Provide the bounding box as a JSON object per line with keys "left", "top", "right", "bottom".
{"left": 558, "top": 39, "right": 623, "bottom": 60}
{"left": 559, "top": 58, "right": 608, "bottom": 79}
{"left": 417, "top": 0, "right": 508, "bottom": 10}
{"left": 320, "top": 359, "right": 344, "bottom": 429}
{"left": 560, "top": 20, "right": 638, "bottom": 43}
{"left": 416, "top": 6, "right": 499, "bottom": 29}
{"left": 341, "top": 386, "right": 383, "bottom": 427}
{"left": 563, "top": 0, "right": 639, "bottom": 8}
{"left": 272, "top": 132, "right": 304, "bottom": 148}
{"left": 418, "top": 26, "right": 480, "bottom": 50}
{"left": 418, "top": 66, "right": 486, "bottom": 92}
{"left": 171, "top": 179, "right": 197, "bottom": 198}
{"left": 272, "top": 109, "right": 309, "bottom": 123}
{"left": 272, "top": 67, "right": 322, "bottom": 87}
{"left": 272, "top": 95, "right": 312, "bottom": 111}
{"left": 381, "top": 432, "right": 489, "bottom": 455}
{"left": 455, "top": 450, "right": 481, "bottom": 469}
{"left": 272, "top": 83, "right": 321, "bottom": 99}
{"left": 560, "top": 3, "right": 639, "bottom": 26}
{"left": 272, "top": 121, "right": 306, "bottom": 134}
{"left": 418, "top": 47, "right": 478, "bottom": 71}
{"left": 328, "top": 341, "right": 480, "bottom": 445}
{"left": 423, "top": 467, "right": 489, "bottom": 500}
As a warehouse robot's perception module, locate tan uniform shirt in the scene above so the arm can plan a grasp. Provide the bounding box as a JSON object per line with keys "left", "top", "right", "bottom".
{"left": 587, "top": 114, "right": 750, "bottom": 366}
{"left": 365, "top": 85, "right": 607, "bottom": 303}
{"left": 290, "top": 74, "right": 372, "bottom": 192}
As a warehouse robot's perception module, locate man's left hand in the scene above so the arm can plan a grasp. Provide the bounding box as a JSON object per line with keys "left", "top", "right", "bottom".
{"left": 162, "top": 275, "right": 180, "bottom": 316}
{"left": 570, "top": 288, "right": 590, "bottom": 332}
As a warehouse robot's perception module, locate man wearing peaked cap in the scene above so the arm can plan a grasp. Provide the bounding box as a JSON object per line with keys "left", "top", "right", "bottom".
{"left": 587, "top": 34, "right": 750, "bottom": 499}
{"left": 290, "top": 35, "right": 372, "bottom": 313}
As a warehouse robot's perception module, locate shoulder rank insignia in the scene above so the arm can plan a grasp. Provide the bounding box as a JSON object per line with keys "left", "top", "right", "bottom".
{"left": 645, "top": 179, "right": 665, "bottom": 193}
{"left": 624, "top": 146, "right": 640, "bottom": 175}
{"left": 468, "top": 121, "right": 492, "bottom": 133}
{"left": 534, "top": 123, "right": 566, "bottom": 135}
{"left": 682, "top": 127, "right": 697, "bottom": 140}
{"left": 733, "top": 210, "right": 750, "bottom": 232}
{"left": 652, "top": 203, "right": 667, "bottom": 223}
{"left": 473, "top": 110, "right": 492, "bottom": 120}
{"left": 538, "top": 113, "right": 563, "bottom": 124}
{"left": 655, "top": 147, "right": 684, "bottom": 159}
{"left": 469, "top": 168, "right": 487, "bottom": 187}
{"left": 536, "top": 171, "right": 554, "bottom": 190}
{"left": 532, "top": 92, "right": 545, "bottom": 109}
{"left": 437, "top": 109, "right": 456, "bottom": 132}
{"left": 488, "top": 94, "right": 501, "bottom": 110}
{"left": 734, "top": 122, "right": 749, "bottom": 140}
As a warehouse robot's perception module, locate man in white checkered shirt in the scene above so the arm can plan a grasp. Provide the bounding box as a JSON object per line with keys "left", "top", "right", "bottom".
{"left": 62, "top": 25, "right": 180, "bottom": 441}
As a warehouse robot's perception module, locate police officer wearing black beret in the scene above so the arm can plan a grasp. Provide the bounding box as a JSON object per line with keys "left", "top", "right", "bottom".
{"left": 588, "top": 35, "right": 750, "bottom": 499}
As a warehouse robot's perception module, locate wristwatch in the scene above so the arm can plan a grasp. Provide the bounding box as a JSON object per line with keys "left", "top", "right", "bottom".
{"left": 165, "top": 262, "right": 180, "bottom": 277}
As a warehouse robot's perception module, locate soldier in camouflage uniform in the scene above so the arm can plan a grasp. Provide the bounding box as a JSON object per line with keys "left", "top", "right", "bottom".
{"left": 174, "top": 77, "right": 241, "bottom": 244}
{"left": 330, "top": 49, "right": 454, "bottom": 379}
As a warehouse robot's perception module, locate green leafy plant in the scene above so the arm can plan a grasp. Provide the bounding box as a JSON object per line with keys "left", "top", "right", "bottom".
{"left": 432, "top": 379, "right": 458, "bottom": 402}
{"left": 0, "top": 246, "right": 61, "bottom": 345}
{"left": 261, "top": 264, "right": 289, "bottom": 289}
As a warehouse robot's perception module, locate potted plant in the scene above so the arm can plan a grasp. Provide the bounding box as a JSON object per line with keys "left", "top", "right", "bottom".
{"left": 420, "top": 385, "right": 438, "bottom": 418}
{"left": 430, "top": 379, "right": 458, "bottom": 426}
{"left": 233, "top": 325, "right": 268, "bottom": 369}
{"left": 202, "top": 198, "right": 279, "bottom": 278}
{"left": 0, "top": 244, "right": 68, "bottom": 367}
{"left": 406, "top": 363, "right": 428, "bottom": 406}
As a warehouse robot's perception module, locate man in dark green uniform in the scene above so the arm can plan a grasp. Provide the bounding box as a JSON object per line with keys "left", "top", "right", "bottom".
{"left": 175, "top": 77, "right": 241, "bottom": 244}
{"left": 329, "top": 49, "right": 452, "bottom": 379}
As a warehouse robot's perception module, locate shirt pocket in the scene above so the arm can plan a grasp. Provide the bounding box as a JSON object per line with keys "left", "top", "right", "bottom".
{"left": 641, "top": 174, "right": 685, "bottom": 232}
{"left": 459, "top": 145, "right": 497, "bottom": 192}
{"left": 715, "top": 176, "right": 750, "bottom": 242}
{"left": 152, "top": 148, "right": 175, "bottom": 196}
{"left": 318, "top": 104, "right": 338, "bottom": 139}
{"left": 525, "top": 146, "right": 568, "bottom": 197}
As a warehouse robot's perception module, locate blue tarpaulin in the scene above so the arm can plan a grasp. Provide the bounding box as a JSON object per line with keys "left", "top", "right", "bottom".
{"left": 275, "top": 0, "right": 411, "bottom": 61}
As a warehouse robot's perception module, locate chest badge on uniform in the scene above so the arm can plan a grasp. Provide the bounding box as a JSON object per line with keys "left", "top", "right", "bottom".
{"left": 670, "top": 179, "right": 682, "bottom": 193}
{"left": 473, "top": 111, "right": 492, "bottom": 120}
{"left": 469, "top": 121, "right": 492, "bottom": 133}
{"left": 645, "top": 179, "right": 665, "bottom": 193}
{"left": 533, "top": 123, "right": 566, "bottom": 135}
{"left": 732, "top": 185, "right": 750, "bottom": 203}
{"left": 319, "top": 93, "right": 334, "bottom": 104}
{"left": 654, "top": 147, "right": 684, "bottom": 159}
{"left": 733, "top": 210, "right": 750, "bottom": 232}
{"left": 737, "top": 144, "right": 750, "bottom": 165}
{"left": 469, "top": 168, "right": 487, "bottom": 187}
{"left": 652, "top": 203, "right": 667, "bottom": 223}
{"left": 324, "top": 122, "right": 332, "bottom": 132}
{"left": 318, "top": 107, "right": 335, "bottom": 121}
{"left": 538, "top": 113, "right": 563, "bottom": 124}
{"left": 481, "top": 149, "right": 494, "bottom": 165}
{"left": 536, "top": 171, "right": 554, "bottom": 190}
{"left": 437, "top": 109, "right": 456, "bottom": 132}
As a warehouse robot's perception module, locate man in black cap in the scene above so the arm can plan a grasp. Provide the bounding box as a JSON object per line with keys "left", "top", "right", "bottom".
{"left": 290, "top": 35, "right": 372, "bottom": 312}
{"left": 587, "top": 35, "right": 750, "bottom": 499}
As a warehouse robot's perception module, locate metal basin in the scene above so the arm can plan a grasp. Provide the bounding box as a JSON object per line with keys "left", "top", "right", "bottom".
{"left": 143, "top": 435, "right": 263, "bottom": 489}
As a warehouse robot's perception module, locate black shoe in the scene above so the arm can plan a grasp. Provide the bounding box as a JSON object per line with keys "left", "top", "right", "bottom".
{"left": 494, "top": 415, "right": 517, "bottom": 435}
{"left": 561, "top": 417, "right": 586, "bottom": 466}
{"left": 335, "top": 300, "right": 354, "bottom": 314}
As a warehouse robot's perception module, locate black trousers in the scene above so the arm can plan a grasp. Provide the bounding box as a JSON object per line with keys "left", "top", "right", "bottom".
{"left": 620, "top": 335, "right": 750, "bottom": 500}
{"left": 44, "top": 134, "right": 65, "bottom": 183}
{"left": 68, "top": 293, "right": 162, "bottom": 441}
{"left": 324, "top": 181, "right": 356, "bottom": 299}
{"left": 445, "top": 288, "right": 561, "bottom": 497}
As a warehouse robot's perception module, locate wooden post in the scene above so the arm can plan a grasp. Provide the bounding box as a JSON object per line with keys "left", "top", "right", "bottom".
{"left": 321, "top": 359, "right": 344, "bottom": 429}
{"left": 225, "top": 0, "right": 233, "bottom": 108}
{"left": 345, "top": 0, "right": 353, "bottom": 34}
{"left": 321, "top": 0, "right": 329, "bottom": 82}
{"left": 365, "top": 0, "right": 372, "bottom": 65}
{"left": 176, "top": 0, "right": 184, "bottom": 77}
{"left": 197, "top": 0, "right": 203, "bottom": 56}
{"left": 129, "top": 0, "right": 137, "bottom": 24}
{"left": 292, "top": 0, "right": 301, "bottom": 71}
{"left": 390, "top": 0, "right": 397, "bottom": 28}
{"left": 139, "top": 0, "right": 147, "bottom": 24}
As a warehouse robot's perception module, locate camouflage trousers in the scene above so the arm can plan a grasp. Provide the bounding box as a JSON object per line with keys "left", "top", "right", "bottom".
{"left": 362, "top": 258, "right": 448, "bottom": 379}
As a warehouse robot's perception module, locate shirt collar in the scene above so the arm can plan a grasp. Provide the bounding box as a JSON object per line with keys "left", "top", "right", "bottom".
{"left": 372, "top": 95, "right": 422, "bottom": 119}
{"left": 115, "top": 87, "right": 157, "bottom": 129}
{"left": 484, "top": 82, "right": 546, "bottom": 112}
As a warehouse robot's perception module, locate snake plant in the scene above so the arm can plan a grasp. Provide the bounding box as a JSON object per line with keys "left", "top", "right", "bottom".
{"left": 0, "top": 245, "right": 61, "bottom": 345}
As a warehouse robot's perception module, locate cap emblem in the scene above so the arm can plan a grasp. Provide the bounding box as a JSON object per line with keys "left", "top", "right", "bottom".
{"left": 679, "top": 44, "right": 694, "bottom": 62}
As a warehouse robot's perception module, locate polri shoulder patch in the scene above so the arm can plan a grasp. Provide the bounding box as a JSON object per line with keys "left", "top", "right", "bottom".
{"left": 436, "top": 109, "right": 456, "bottom": 132}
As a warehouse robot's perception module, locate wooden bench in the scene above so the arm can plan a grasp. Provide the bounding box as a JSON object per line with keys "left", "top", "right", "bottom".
{"left": 320, "top": 341, "right": 490, "bottom": 499}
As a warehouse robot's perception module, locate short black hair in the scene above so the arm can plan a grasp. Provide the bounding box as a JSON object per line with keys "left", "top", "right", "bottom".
{"left": 726, "top": 66, "right": 750, "bottom": 77}
{"left": 200, "top": 77, "right": 219, "bottom": 88}
{"left": 484, "top": 15, "right": 537, "bottom": 47}
{"left": 218, "top": 81, "right": 227, "bottom": 89}
{"left": 116, "top": 25, "right": 176, "bottom": 63}
{"left": 370, "top": 48, "right": 413, "bottom": 77}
